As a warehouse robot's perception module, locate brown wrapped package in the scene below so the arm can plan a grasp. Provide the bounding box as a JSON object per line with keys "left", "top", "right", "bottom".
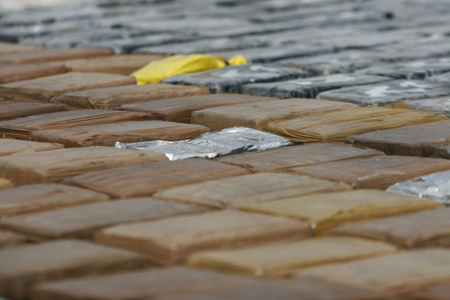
{"left": 0, "top": 110, "right": 151, "bottom": 140}
{"left": 241, "top": 190, "right": 442, "bottom": 236}
{"left": 154, "top": 173, "right": 351, "bottom": 209}
{"left": 95, "top": 210, "right": 311, "bottom": 266}
{"left": 0, "top": 139, "right": 63, "bottom": 156}
{"left": 346, "top": 121, "right": 450, "bottom": 156}
{"left": 0, "top": 230, "right": 28, "bottom": 249}
{"left": 57, "top": 54, "right": 167, "bottom": 75}
{"left": 0, "top": 178, "right": 14, "bottom": 190}
{"left": 31, "top": 121, "right": 210, "bottom": 147}
{"left": 0, "top": 48, "right": 111, "bottom": 64}
{"left": 0, "top": 42, "right": 41, "bottom": 55}
{"left": 0, "top": 184, "right": 109, "bottom": 217}
{"left": 0, "top": 72, "right": 135, "bottom": 102}
{"left": 265, "top": 107, "right": 448, "bottom": 143}
{"left": 287, "top": 156, "right": 450, "bottom": 189}
{"left": 410, "top": 284, "right": 450, "bottom": 300}
{"left": 333, "top": 208, "right": 450, "bottom": 248}
{"left": 0, "top": 102, "right": 66, "bottom": 121}
{"left": 66, "top": 159, "right": 249, "bottom": 199}
{"left": 50, "top": 83, "right": 210, "bottom": 110}
{"left": 295, "top": 249, "right": 450, "bottom": 298}
{"left": 189, "top": 237, "right": 397, "bottom": 278}
{"left": 154, "top": 279, "right": 388, "bottom": 300}
{"left": 0, "top": 147, "right": 167, "bottom": 185}
{"left": 217, "top": 144, "right": 384, "bottom": 172}
{"left": 119, "top": 94, "right": 276, "bottom": 124}
{"left": 0, "top": 240, "right": 145, "bottom": 300}
{"left": 31, "top": 268, "right": 260, "bottom": 300}
{"left": 0, "top": 198, "right": 202, "bottom": 240}
{"left": 191, "top": 99, "right": 359, "bottom": 130}
{"left": 0, "top": 63, "right": 67, "bottom": 84}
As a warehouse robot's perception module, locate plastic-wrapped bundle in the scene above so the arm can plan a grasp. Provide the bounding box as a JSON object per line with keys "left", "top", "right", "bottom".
{"left": 208, "top": 44, "right": 332, "bottom": 63}
{"left": 427, "top": 71, "right": 450, "bottom": 84}
{"left": 317, "top": 80, "right": 450, "bottom": 107}
{"left": 134, "top": 37, "right": 267, "bottom": 55}
{"left": 279, "top": 50, "right": 378, "bottom": 76}
{"left": 374, "top": 41, "right": 450, "bottom": 62}
{"left": 162, "top": 64, "right": 306, "bottom": 94}
{"left": 77, "top": 34, "right": 195, "bottom": 55}
{"left": 313, "top": 31, "right": 419, "bottom": 51}
{"left": 241, "top": 74, "right": 391, "bottom": 99}
{"left": 116, "top": 127, "right": 299, "bottom": 160}
{"left": 357, "top": 59, "right": 450, "bottom": 80}
{"left": 387, "top": 170, "right": 450, "bottom": 204}
{"left": 405, "top": 96, "right": 450, "bottom": 117}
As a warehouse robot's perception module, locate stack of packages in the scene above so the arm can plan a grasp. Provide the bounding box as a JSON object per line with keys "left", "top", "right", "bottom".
{"left": 3, "top": 0, "right": 450, "bottom": 300}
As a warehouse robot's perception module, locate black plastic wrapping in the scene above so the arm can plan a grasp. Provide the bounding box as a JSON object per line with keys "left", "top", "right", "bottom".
{"left": 427, "top": 71, "right": 450, "bottom": 85}
{"left": 162, "top": 64, "right": 307, "bottom": 94}
{"left": 373, "top": 40, "right": 450, "bottom": 62}
{"left": 357, "top": 59, "right": 450, "bottom": 80}
{"left": 279, "top": 50, "right": 378, "bottom": 76}
{"left": 76, "top": 34, "right": 195, "bottom": 54}
{"left": 209, "top": 44, "right": 333, "bottom": 63}
{"left": 241, "top": 74, "right": 392, "bottom": 99}
{"left": 317, "top": 80, "right": 450, "bottom": 107}
{"left": 312, "top": 31, "right": 420, "bottom": 51}
{"left": 134, "top": 37, "right": 267, "bottom": 55}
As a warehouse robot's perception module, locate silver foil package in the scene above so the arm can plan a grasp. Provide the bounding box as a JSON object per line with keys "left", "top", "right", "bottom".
{"left": 115, "top": 127, "right": 299, "bottom": 160}
{"left": 387, "top": 170, "right": 450, "bottom": 204}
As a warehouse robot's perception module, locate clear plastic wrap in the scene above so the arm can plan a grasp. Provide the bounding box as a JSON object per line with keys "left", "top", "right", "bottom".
{"left": 387, "top": 170, "right": 450, "bottom": 204}
{"left": 116, "top": 127, "right": 299, "bottom": 160}
{"left": 405, "top": 96, "right": 450, "bottom": 117}
{"left": 162, "top": 64, "right": 306, "bottom": 94}
{"left": 317, "top": 80, "right": 450, "bottom": 107}
{"left": 427, "top": 71, "right": 450, "bottom": 84}
{"left": 241, "top": 74, "right": 391, "bottom": 99}
{"left": 358, "top": 59, "right": 450, "bottom": 80}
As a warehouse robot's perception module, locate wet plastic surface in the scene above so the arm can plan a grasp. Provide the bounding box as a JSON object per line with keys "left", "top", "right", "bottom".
{"left": 162, "top": 64, "right": 306, "bottom": 93}
{"left": 317, "top": 80, "right": 450, "bottom": 107}
{"left": 387, "top": 170, "right": 450, "bottom": 204}
{"left": 116, "top": 127, "right": 298, "bottom": 160}
{"left": 241, "top": 74, "right": 392, "bottom": 98}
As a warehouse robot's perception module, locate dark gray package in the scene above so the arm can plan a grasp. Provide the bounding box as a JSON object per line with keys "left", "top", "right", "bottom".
{"left": 251, "top": 26, "right": 363, "bottom": 48}
{"left": 312, "top": 31, "right": 420, "bottom": 51}
{"left": 128, "top": 18, "right": 249, "bottom": 35}
{"left": 76, "top": 34, "right": 195, "bottom": 54}
{"left": 405, "top": 97, "right": 450, "bottom": 117}
{"left": 278, "top": 50, "right": 379, "bottom": 76}
{"left": 357, "top": 59, "right": 450, "bottom": 80}
{"left": 0, "top": 5, "right": 105, "bottom": 27}
{"left": 317, "top": 80, "right": 450, "bottom": 107}
{"left": 0, "top": 21, "right": 85, "bottom": 43}
{"left": 373, "top": 40, "right": 450, "bottom": 62}
{"left": 427, "top": 71, "right": 450, "bottom": 84}
{"left": 387, "top": 170, "right": 450, "bottom": 204}
{"left": 162, "top": 64, "right": 307, "bottom": 94}
{"left": 241, "top": 74, "right": 392, "bottom": 99}
{"left": 19, "top": 28, "right": 146, "bottom": 48}
{"left": 209, "top": 44, "right": 332, "bottom": 63}
{"left": 134, "top": 37, "right": 267, "bottom": 55}
{"left": 116, "top": 127, "right": 299, "bottom": 160}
